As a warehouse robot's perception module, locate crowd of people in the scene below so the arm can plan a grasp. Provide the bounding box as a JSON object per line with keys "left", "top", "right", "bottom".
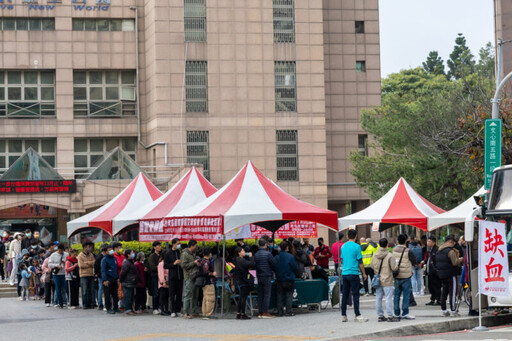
{"left": 1, "top": 228, "right": 468, "bottom": 322}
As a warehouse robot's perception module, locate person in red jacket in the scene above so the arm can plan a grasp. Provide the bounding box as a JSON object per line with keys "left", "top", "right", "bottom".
{"left": 112, "top": 242, "right": 124, "bottom": 275}
{"left": 331, "top": 232, "right": 345, "bottom": 273}
{"left": 314, "top": 237, "right": 332, "bottom": 269}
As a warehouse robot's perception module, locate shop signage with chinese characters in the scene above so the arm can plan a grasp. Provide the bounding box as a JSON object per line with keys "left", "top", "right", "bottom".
{"left": 0, "top": 180, "right": 77, "bottom": 193}
{"left": 478, "top": 220, "right": 509, "bottom": 296}
{"left": 0, "top": 0, "right": 111, "bottom": 12}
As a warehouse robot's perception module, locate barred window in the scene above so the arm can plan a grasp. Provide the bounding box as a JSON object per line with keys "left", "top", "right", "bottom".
{"left": 186, "top": 131, "right": 209, "bottom": 180}
{"left": 0, "top": 139, "right": 56, "bottom": 171}
{"left": 73, "top": 70, "right": 136, "bottom": 117}
{"left": 273, "top": 0, "right": 295, "bottom": 43}
{"left": 0, "top": 71, "right": 55, "bottom": 118}
{"left": 74, "top": 137, "right": 137, "bottom": 178}
{"left": 72, "top": 19, "right": 135, "bottom": 32}
{"left": 0, "top": 18, "right": 54, "bottom": 31}
{"left": 276, "top": 130, "right": 298, "bottom": 181}
{"left": 185, "top": 61, "right": 208, "bottom": 113}
{"left": 275, "top": 61, "right": 296, "bottom": 112}
{"left": 358, "top": 134, "right": 368, "bottom": 156}
{"left": 184, "top": 0, "right": 206, "bottom": 42}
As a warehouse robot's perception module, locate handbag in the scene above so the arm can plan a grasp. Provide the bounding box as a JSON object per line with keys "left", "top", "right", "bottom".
{"left": 371, "top": 258, "right": 384, "bottom": 289}
{"left": 393, "top": 248, "right": 406, "bottom": 278}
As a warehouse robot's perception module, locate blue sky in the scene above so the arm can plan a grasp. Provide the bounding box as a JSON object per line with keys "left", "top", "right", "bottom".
{"left": 379, "top": 0, "right": 495, "bottom": 77}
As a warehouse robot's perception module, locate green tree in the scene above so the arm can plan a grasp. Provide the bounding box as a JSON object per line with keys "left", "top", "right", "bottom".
{"left": 447, "top": 33, "right": 475, "bottom": 80}
{"left": 422, "top": 51, "right": 445, "bottom": 75}
{"left": 476, "top": 42, "right": 495, "bottom": 79}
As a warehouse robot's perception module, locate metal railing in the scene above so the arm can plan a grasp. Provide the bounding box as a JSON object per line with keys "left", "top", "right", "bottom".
{"left": 273, "top": 0, "right": 295, "bottom": 43}
{"left": 0, "top": 102, "right": 56, "bottom": 118}
{"left": 184, "top": 0, "right": 206, "bottom": 42}
{"left": 73, "top": 101, "right": 136, "bottom": 117}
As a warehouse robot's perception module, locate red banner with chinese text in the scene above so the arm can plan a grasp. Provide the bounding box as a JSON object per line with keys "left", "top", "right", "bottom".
{"left": 478, "top": 220, "right": 509, "bottom": 296}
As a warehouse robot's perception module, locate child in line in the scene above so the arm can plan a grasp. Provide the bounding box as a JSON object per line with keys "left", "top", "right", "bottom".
{"left": 30, "top": 258, "right": 43, "bottom": 300}
{"left": 19, "top": 264, "right": 32, "bottom": 301}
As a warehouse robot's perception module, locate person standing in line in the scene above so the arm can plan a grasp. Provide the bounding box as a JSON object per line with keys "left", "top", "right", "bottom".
{"left": 198, "top": 248, "right": 217, "bottom": 320}
{"left": 120, "top": 249, "right": 138, "bottom": 316}
{"left": 94, "top": 244, "right": 108, "bottom": 311}
{"left": 65, "top": 248, "right": 80, "bottom": 309}
{"left": 409, "top": 236, "right": 424, "bottom": 296}
{"left": 340, "top": 229, "right": 368, "bottom": 323}
{"left": 392, "top": 234, "right": 417, "bottom": 320}
{"left": 101, "top": 243, "right": 120, "bottom": 314}
{"left": 77, "top": 242, "right": 95, "bottom": 309}
{"left": 435, "top": 235, "right": 463, "bottom": 317}
{"left": 157, "top": 251, "right": 170, "bottom": 316}
{"left": 361, "top": 237, "right": 377, "bottom": 295}
{"left": 332, "top": 232, "right": 345, "bottom": 274}
{"left": 164, "top": 238, "right": 184, "bottom": 317}
{"left": 181, "top": 240, "right": 200, "bottom": 319}
{"left": 49, "top": 243, "right": 67, "bottom": 308}
{"left": 275, "top": 241, "right": 297, "bottom": 317}
{"left": 313, "top": 237, "right": 332, "bottom": 270}
{"left": 371, "top": 238, "right": 399, "bottom": 322}
{"left": 233, "top": 246, "right": 254, "bottom": 320}
{"left": 8, "top": 232, "right": 22, "bottom": 286}
{"left": 21, "top": 229, "right": 32, "bottom": 251}
{"left": 134, "top": 252, "right": 147, "bottom": 313}
{"left": 148, "top": 241, "right": 162, "bottom": 314}
{"left": 254, "top": 238, "right": 277, "bottom": 319}
{"left": 425, "top": 237, "right": 441, "bottom": 306}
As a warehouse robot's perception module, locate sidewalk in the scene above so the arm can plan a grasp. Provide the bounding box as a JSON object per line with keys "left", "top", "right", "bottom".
{"left": 0, "top": 294, "right": 509, "bottom": 341}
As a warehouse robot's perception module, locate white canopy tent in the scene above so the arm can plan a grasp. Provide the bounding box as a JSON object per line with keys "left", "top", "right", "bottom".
{"left": 427, "top": 186, "right": 485, "bottom": 231}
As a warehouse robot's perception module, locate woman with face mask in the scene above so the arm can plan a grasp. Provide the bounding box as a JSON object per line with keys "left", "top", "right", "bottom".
{"left": 100, "top": 245, "right": 120, "bottom": 314}
{"left": 8, "top": 233, "right": 22, "bottom": 286}
{"left": 119, "top": 249, "right": 137, "bottom": 316}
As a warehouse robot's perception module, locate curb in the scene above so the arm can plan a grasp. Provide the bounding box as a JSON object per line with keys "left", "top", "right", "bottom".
{"left": 327, "top": 313, "right": 512, "bottom": 340}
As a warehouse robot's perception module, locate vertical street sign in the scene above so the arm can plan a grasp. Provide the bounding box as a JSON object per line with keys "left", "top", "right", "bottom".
{"left": 484, "top": 119, "right": 502, "bottom": 190}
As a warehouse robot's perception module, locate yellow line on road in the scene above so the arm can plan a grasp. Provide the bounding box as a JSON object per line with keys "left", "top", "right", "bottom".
{"left": 107, "top": 332, "right": 321, "bottom": 341}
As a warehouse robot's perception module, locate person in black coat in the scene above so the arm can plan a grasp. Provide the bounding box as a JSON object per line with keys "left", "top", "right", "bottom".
{"left": 233, "top": 246, "right": 255, "bottom": 320}
{"left": 164, "top": 238, "right": 184, "bottom": 317}
{"left": 120, "top": 249, "right": 137, "bottom": 315}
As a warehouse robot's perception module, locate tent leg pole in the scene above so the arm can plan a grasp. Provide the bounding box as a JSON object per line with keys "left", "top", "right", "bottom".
{"left": 221, "top": 236, "right": 226, "bottom": 319}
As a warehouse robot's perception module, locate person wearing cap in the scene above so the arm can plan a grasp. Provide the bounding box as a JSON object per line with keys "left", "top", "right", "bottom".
{"left": 148, "top": 241, "right": 162, "bottom": 314}
{"left": 8, "top": 232, "right": 22, "bottom": 286}
{"left": 78, "top": 241, "right": 96, "bottom": 309}
{"left": 95, "top": 244, "right": 108, "bottom": 311}
{"left": 101, "top": 243, "right": 120, "bottom": 314}
{"left": 435, "top": 235, "right": 463, "bottom": 317}
{"left": 49, "top": 244, "right": 67, "bottom": 308}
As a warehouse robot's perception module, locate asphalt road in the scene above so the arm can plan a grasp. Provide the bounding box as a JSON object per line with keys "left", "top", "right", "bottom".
{"left": 364, "top": 325, "right": 512, "bottom": 340}
{"left": 0, "top": 295, "right": 504, "bottom": 341}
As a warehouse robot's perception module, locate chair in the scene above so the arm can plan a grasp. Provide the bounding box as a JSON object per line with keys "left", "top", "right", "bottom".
{"left": 215, "top": 279, "right": 239, "bottom": 314}
{"left": 246, "top": 289, "right": 259, "bottom": 316}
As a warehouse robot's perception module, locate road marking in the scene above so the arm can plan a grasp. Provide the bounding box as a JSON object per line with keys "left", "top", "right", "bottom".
{"left": 107, "top": 333, "right": 321, "bottom": 341}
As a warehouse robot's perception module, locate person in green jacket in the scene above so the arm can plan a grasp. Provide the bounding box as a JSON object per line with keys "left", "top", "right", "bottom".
{"left": 180, "top": 240, "right": 200, "bottom": 319}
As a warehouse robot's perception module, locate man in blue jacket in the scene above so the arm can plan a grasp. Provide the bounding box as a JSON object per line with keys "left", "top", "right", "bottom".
{"left": 101, "top": 243, "right": 120, "bottom": 314}
{"left": 254, "top": 238, "right": 277, "bottom": 319}
{"left": 275, "top": 241, "right": 297, "bottom": 317}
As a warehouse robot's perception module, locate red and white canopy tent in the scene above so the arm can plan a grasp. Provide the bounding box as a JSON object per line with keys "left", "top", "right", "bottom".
{"left": 338, "top": 178, "right": 445, "bottom": 232}
{"left": 120, "top": 167, "right": 217, "bottom": 240}
{"left": 141, "top": 161, "right": 339, "bottom": 241}
{"left": 67, "top": 173, "right": 162, "bottom": 238}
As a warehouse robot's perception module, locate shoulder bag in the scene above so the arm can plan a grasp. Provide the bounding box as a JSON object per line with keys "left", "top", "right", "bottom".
{"left": 371, "top": 258, "right": 384, "bottom": 289}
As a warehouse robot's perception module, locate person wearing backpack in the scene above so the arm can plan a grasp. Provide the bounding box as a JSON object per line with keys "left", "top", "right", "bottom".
{"left": 371, "top": 238, "right": 398, "bottom": 322}
{"left": 197, "top": 248, "right": 216, "bottom": 320}
{"left": 409, "top": 236, "right": 424, "bottom": 296}
{"left": 435, "top": 235, "right": 462, "bottom": 317}
{"left": 392, "top": 234, "right": 417, "bottom": 320}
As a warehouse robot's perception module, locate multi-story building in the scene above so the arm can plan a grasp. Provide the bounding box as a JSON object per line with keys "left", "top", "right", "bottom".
{"left": 0, "top": 0, "right": 380, "bottom": 243}
{"left": 495, "top": 0, "right": 512, "bottom": 78}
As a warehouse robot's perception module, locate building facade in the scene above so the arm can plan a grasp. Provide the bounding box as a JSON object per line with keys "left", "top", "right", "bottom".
{"left": 495, "top": 0, "right": 512, "bottom": 78}
{"left": 0, "top": 0, "right": 380, "bottom": 243}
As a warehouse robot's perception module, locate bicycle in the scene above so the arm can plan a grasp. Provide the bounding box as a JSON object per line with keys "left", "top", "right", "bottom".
{"left": 454, "top": 282, "right": 470, "bottom": 312}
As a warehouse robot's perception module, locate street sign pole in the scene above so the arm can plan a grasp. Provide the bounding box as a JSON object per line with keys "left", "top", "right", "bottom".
{"left": 484, "top": 119, "right": 502, "bottom": 190}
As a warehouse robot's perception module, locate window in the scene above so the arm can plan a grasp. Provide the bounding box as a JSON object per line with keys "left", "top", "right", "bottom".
{"left": 273, "top": 0, "right": 295, "bottom": 43}
{"left": 355, "top": 21, "right": 365, "bottom": 34}
{"left": 276, "top": 130, "right": 298, "bottom": 181}
{"left": 0, "top": 139, "right": 56, "bottom": 171}
{"left": 0, "top": 71, "right": 55, "bottom": 117}
{"left": 0, "top": 18, "right": 54, "bottom": 31}
{"left": 186, "top": 131, "right": 209, "bottom": 180}
{"left": 356, "top": 61, "right": 366, "bottom": 72}
{"left": 358, "top": 134, "right": 368, "bottom": 156}
{"left": 73, "top": 137, "right": 137, "bottom": 177}
{"left": 73, "top": 70, "right": 136, "bottom": 117}
{"left": 185, "top": 61, "right": 208, "bottom": 112}
{"left": 275, "top": 61, "right": 296, "bottom": 112}
{"left": 72, "top": 19, "right": 135, "bottom": 32}
{"left": 184, "top": 0, "right": 206, "bottom": 42}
